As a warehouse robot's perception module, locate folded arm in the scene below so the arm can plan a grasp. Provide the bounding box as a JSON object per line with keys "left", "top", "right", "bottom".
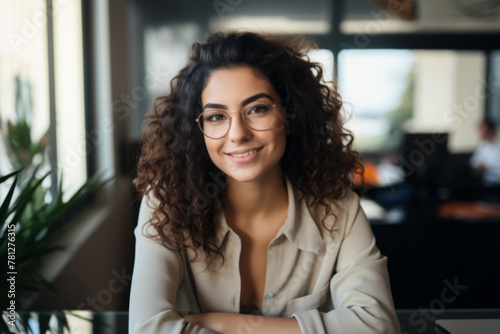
{"left": 186, "top": 312, "right": 301, "bottom": 334}
{"left": 291, "top": 198, "right": 400, "bottom": 334}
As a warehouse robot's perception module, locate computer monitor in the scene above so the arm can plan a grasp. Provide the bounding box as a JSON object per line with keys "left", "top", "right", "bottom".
{"left": 399, "top": 132, "right": 450, "bottom": 186}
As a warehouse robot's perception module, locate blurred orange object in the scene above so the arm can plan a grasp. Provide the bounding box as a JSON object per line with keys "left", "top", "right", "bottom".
{"left": 355, "top": 161, "right": 379, "bottom": 186}
{"left": 437, "top": 201, "right": 500, "bottom": 220}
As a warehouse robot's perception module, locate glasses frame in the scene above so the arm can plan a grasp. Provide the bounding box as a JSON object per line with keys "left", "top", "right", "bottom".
{"left": 195, "top": 102, "right": 282, "bottom": 139}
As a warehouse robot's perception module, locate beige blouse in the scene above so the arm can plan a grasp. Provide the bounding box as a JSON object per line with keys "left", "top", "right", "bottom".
{"left": 129, "top": 177, "right": 400, "bottom": 333}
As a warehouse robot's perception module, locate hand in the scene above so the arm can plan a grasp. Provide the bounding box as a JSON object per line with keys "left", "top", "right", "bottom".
{"left": 185, "top": 313, "right": 224, "bottom": 333}
{"left": 185, "top": 312, "right": 301, "bottom": 334}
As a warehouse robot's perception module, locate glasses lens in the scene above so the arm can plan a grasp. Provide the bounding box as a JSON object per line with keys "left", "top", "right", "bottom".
{"left": 199, "top": 110, "right": 230, "bottom": 138}
{"left": 243, "top": 102, "right": 276, "bottom": 130}
{"left": 198, "top": 103, "right": 277, "bottom": 138}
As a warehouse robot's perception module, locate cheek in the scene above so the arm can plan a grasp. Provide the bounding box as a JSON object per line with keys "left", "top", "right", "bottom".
{"left": 272, "top": 116, "right": 288, "bottom": 143}
{"left": 270, "top": 129, "right": 287, "bottom": 157}
{"left": 204, "top": 138, "right": 221, "bottom": 161}
{"left": 273, "top": 110, "right": 290, "bottom": 134}
{"left": 204, "top": 139, "right": 213, "bottom": 155}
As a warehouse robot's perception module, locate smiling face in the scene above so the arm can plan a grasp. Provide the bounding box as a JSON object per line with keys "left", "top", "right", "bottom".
{"left": 200, "top": 66, "right": 287, "bottom": 184}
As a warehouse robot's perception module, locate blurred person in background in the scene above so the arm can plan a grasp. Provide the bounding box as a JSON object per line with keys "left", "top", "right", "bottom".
{"left": 470, "top": 120, "right": 500, "bottom": 187}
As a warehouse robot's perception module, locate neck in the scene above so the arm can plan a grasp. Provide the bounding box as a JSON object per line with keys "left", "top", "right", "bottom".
{"left": 223, "top": 167, "right": 288, "bottom": 226}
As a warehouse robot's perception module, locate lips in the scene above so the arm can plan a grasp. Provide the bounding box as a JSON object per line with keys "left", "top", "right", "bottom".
{"left": 225, "top": 146, "right": 264, "bottom": 163}
{"left": 230, "top": 149, "right": 258, "bottom": 157}
{"left": 226, "top": 147, "right": 263, "bottom": 156}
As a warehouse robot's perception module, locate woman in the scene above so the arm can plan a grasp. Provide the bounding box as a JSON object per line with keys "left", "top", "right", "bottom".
{"left": 130, "top": 31, "right": 400, "bottom": 333}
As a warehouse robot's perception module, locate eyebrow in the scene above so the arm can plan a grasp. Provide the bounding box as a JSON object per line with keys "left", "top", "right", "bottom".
{"left": 202, "top": 93, "right": 275, "bottom": 111}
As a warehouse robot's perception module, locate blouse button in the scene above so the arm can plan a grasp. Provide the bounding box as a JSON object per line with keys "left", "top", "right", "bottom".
{"left": 267, "top": 292, "right": 276, "bottom": 299}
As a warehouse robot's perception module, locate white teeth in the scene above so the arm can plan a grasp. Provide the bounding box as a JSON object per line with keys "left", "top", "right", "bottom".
{"left": 231, "top": 149, "right": 257, "bottom": 158}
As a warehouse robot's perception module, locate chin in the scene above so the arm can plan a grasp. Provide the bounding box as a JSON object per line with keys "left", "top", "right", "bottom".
{"left": 225, "top": 172, "right": 261, "bottom": 184}
{"left": 225, "top": 165, "right": 280, "bottom": 184}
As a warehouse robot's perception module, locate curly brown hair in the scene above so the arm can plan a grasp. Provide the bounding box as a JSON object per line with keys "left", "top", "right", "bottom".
{"left": 134, "top": 31, "right": 363, "bottom": 266}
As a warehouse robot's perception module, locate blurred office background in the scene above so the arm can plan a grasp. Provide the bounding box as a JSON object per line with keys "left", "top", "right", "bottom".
{"left": 1, "top": 0, "right": 500, "bottom": 321}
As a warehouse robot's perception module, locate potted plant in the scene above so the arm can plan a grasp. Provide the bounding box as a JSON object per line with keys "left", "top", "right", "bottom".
{"left": 1, "top": 75, "right": 111, "bottom": 333}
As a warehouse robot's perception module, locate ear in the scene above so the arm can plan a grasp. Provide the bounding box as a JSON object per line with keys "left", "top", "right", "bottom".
{"left": 285, "top": 123, "right": 291, "bottom": 135}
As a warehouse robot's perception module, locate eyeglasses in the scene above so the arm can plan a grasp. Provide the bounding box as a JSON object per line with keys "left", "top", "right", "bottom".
{"left": 195, "top": 101, "right": 281, "bottom": 139}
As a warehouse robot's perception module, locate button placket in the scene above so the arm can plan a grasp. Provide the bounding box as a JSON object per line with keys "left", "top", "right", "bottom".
{"left": 230, "top": 231, "right": 242, "bottom": 312}
{"left": 262, "top": 239, "right": 279, "bottom": 314}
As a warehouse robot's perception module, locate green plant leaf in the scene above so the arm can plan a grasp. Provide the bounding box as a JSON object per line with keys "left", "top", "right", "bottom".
{"left": 55, "top": 311, "right": 71, "bottom": 332}
{"left": 0, "top": 168, "right": 22, "bottom": 183}
{"left": 37, "top": 312, "right": 51, "bottom": 334}
{"left": 7, "top": 170, "right": 49, "bottom": 220}
{"left": 0, "top": 165, "right": 112, "bottom": 332}
{"left": 0, "top": 317, "right": 16, "bottom": 334}
{"left": 0, "top": 175, "right": 18, "bottom": 223}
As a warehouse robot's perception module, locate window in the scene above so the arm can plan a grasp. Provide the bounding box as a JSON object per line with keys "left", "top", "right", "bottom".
{"left": 0, "top": 0, "right": 50, "bottom": 175}
{"left": 130, "top": 0, "right": 334, "bottom": 140}
{"left": 338, "top": 49, "right": 487, "bottom": 154}
{"left": 0, "top": 0, "right": 88, "bottom": 200}
{"left": 209, "top": 0, "right": 331, "bottom": 34}
{"left": 53, "top": 0, "right": 87, "bottom": 197}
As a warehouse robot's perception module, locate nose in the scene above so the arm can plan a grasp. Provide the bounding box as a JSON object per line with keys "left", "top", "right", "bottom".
{"left": 227, "top": 113, "right": 252, "bottom": 143}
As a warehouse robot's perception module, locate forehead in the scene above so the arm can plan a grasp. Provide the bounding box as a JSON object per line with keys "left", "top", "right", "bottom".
{"left": 201, "top": 66, "right": 276, "bottom": 104}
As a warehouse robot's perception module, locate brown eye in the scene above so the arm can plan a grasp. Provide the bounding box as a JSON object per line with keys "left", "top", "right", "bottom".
{"left": 203, "top": 111, "right": 228, "bottom": 122}
{"left": 245, "top": 104, "right": 271, "bottom": 117}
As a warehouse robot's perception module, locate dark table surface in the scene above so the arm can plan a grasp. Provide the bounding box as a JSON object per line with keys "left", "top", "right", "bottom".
{"left": 4, "top": 309, "right": 500, "bottom": 334}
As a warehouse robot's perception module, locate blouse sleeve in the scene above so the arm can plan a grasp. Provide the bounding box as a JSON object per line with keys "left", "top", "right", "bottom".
{"left": 128, "top": 196, "right": 217, "bottom": 334}
{"left": 292, "top": 194, "right": 400, "bottom": 334}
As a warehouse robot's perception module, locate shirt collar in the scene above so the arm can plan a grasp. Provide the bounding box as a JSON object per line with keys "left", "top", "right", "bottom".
{"left": 213, "top": 176, "right": 325, "bottom": 254}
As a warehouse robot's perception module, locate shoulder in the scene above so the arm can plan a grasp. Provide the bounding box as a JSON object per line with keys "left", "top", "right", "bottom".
{"left": 304, "top": 187, "right": 361, "bottom": 222}
{"left": 136, "top": 193, "right": 170, "bottom": 243}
